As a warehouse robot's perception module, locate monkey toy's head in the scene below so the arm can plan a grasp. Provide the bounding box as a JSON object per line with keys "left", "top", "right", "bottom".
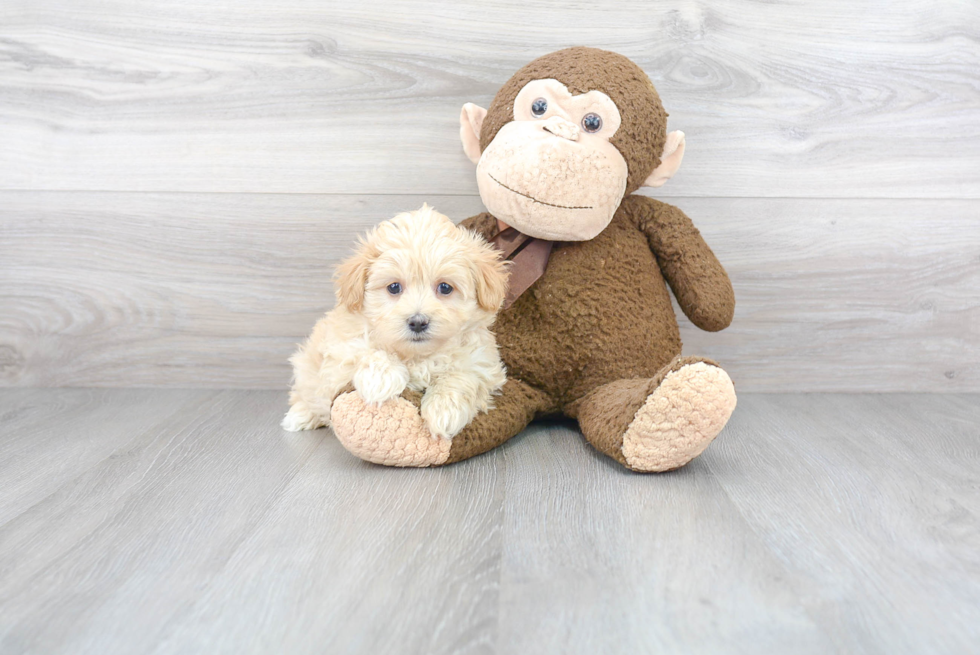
{"left": 460, "top": 47, "right": 686, "bottom": 241}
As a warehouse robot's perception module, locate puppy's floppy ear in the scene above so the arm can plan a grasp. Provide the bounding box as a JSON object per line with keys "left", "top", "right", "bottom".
{"left": 471, "top": 246, "right": 509, "bottom": 313}
{"left": 334, "top": 246, "right": 373, "bottom": 312}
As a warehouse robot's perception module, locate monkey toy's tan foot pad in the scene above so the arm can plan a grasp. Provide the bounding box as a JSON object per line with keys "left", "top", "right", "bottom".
{"left": 573, "top": 357, "right": 736, "bottom": 472}
{"left": 623, "top": 361, "right": 736, "bottom": 472}
{"left": 330, "top": 392, "right": 450, "bottom": 467}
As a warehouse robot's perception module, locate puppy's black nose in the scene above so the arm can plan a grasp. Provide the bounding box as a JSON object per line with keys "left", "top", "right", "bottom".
{"left": 407, "top": 314, "right": 430, "bottom": 333}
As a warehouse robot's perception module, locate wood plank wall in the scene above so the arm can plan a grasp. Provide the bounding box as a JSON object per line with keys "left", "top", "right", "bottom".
{"left": 2, "top": 0, "right": 978, "bottom": 391}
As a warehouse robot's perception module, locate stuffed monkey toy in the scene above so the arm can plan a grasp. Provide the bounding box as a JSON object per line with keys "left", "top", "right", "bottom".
{"left": 331, "top": 47, "right": 737, "bottom": 471}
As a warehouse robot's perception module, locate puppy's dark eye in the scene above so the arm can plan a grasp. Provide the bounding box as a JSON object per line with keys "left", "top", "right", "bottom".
{"left": 531, "top": 98, "right": 548, "bottom": 117}
{"left": 582, "top": 113, "right": 602, "bottom": 133}
{"left": 387, "top": 282, "right": 402, "bottom": 295}
{"left": 437, "top": 282, "right": 453, "bottom": 296}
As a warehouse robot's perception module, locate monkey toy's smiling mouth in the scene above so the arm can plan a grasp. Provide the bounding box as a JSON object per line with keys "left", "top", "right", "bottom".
{"left": 474, "top": 125, "right": 628, "bottom": 241}
{"left": 487, "top": 173, "right": 593, "bottom": 211}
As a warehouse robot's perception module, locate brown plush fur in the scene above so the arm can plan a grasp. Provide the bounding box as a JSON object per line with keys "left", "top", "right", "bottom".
{"left": 449, "top": 48, "right": 734, "bottom": 465}
{"left": 447, "top": 196, "right": 734, "bottom": 458}
{"left": 439, "top": 192, "right": 735, "bottom": 465}
{"left": 445, "top": 379, "right": 553, "bottom": 464}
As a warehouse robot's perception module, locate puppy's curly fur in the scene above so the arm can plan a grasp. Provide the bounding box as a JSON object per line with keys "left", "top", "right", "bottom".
{"left": 282, "top": 205, "right": 509, "bottom": 439}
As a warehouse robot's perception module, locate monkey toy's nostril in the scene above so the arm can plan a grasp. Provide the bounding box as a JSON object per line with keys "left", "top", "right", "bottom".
{"left": 407, "top": 314, "right": 430, "bottom": 333}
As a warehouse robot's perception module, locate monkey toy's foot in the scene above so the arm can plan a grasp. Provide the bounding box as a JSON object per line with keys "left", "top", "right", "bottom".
{"left": 623, "top": 360, "right": 736, "bottom": 471}
{"left": 575, "top": 357, "right": 737, "bottom": 472}
{"left": 330, "top": 390, "right": 451, "bottom": 467}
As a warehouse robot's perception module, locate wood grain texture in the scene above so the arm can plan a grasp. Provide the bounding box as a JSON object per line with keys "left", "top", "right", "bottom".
{"left": 1, "top": 389, "right": 978, "bottom": 654}
{"left": 1, "top": 0, "right": 978, "bottom": 197}
{"left": 707, "top": 394, "right": 980, "bottom": 654}
{"left": 497, "top": 424, "right": 833, "bottom": 653}
{"left": 2, "top": 192, "right": 978, "bottom": 391}
{"left": 0, "top": 387, "right": 210, "bottom": 525}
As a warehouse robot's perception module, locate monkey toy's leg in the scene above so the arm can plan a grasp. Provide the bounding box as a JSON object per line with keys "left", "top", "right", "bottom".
{"left": 567, "top": 356, "right": 737, "bottom": 472}
{"left": 330, "top": 378, "right": 552, "bottom": 467}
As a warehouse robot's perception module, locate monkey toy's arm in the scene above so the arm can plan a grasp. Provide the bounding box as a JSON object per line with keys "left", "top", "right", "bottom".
{"left": 632, "top": 195, "right": 735, "bottom": 332}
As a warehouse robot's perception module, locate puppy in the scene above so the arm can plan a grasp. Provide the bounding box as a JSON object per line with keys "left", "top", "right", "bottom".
{"left": 282, "top": 205, "right": 509, "bottom": 440}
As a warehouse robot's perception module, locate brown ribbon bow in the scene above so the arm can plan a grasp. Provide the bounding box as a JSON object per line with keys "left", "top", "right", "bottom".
{"left": 490, "top": 227, "right": 554, "bottom": 309}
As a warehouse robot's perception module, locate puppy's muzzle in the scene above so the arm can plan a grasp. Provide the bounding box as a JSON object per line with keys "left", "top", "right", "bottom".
{"left": 407, "top": 314, "right": 430, "bottom": 335}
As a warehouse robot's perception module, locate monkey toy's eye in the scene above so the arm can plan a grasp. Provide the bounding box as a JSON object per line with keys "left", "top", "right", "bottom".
{"left": 530, "top": 98, "right": 548, "bottom": 117}
{"left": 387, "top": 282, "right": 402, "bottom": 295}
{"left": 582, "top": 113, "right": 603, "bottom": 133}
{"left": 437, "top": 282, "right": 454, "bottom": 296}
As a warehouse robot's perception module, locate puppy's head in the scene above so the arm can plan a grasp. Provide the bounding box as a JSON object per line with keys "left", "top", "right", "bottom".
{"left": 335, "top": 205, "right": 508, "bottom": 357}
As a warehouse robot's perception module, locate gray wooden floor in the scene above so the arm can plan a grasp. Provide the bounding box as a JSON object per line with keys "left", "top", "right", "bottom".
{"left": 0, "top": 390, "right": 977, "bottom": 654}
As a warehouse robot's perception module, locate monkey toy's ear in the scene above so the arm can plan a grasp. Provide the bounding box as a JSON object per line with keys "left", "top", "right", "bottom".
{"left": 460, "top": 103, "right": 488, "bottom": 165}
{"left": 643, "top": 130, "right": 686, "bottom": 188}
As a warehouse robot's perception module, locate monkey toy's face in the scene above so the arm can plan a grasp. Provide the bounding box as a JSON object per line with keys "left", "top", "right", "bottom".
{"left": 460, "top": 48, "right": 687, "bottom": 242}
{"left": 476, "top": 79, "right": 628, "bottom": 241}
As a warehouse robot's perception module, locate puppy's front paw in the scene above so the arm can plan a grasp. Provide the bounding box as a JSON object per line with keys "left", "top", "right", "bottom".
{"left": 421, "top": 391, "right": 475, "bottom": 440}
{"left": 354, "top": 352, "right": 409, "bottom": 405}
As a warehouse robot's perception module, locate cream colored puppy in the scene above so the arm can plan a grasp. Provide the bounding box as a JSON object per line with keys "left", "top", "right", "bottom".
{"left": 282, "top": 205, "right": 509, "bottom": 440}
